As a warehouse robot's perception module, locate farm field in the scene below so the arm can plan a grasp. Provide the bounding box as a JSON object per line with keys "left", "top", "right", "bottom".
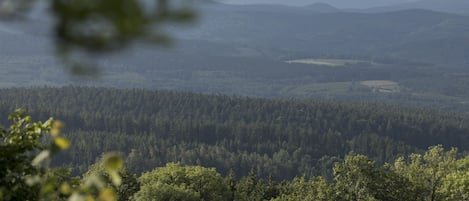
{"left": 285, "top": 58, "right": 374, "bottom": 67}
{"left": 360, "top": 80, "right": 400, "bottom": 93}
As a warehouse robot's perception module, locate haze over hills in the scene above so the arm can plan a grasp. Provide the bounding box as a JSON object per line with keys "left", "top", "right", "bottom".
{"left": 187, "top": 5, "right": 469, "bottom": 64}
{"left": 216, "top": 0, "right": 420, "bottom": 8}
{"left": 2, "top": 2, "right": 469, "bottom": 112}
{"left": 217, "top": 0, "right": 469, "bottom": 15}
{"left": 305, "top": 2, "right": 341, "bottom": 13}
{"left": 360, "top": 0, "right": 469, "bottom": 15}
{"left": 4, "top": 2, "right": 468, "bottom": 62}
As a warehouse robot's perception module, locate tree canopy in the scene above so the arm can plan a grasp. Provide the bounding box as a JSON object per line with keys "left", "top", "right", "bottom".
{"left": 136, "top": 163, "right": 231, "bottom": 201}
{"left": 1, "top": 109, "right": 469, "bottom": 201}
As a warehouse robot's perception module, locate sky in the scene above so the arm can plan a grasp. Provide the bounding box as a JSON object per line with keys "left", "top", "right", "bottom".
{"left": 216, "top": 0, "right": 422, "bottom": 9}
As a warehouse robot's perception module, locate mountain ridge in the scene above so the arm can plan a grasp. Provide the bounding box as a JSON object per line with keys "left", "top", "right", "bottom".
{"left": 356, "top": 0, "right": 469, "bottom": 15}
{"left": 305, "top": 2, "right": 341, "bottom": 13}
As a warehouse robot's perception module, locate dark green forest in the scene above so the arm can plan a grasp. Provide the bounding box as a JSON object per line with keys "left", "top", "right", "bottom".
{"left": 1, "top": 87, "right": 468, "bottom": 180}
{"left": 1, "top": 106, "right": 469, "bottom": 201}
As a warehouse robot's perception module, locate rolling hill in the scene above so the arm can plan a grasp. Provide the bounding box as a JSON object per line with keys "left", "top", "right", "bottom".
{"left": 2, "top": 3, "right": 469, "bottom": 113}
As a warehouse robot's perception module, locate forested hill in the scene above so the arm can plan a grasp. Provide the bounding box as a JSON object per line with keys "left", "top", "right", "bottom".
{"left": 1, "top": 87, "right": 468, "bottom": 179}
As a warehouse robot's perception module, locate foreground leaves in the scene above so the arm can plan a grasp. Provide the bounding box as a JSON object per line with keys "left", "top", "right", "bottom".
{"left": 0, "top": 110, "right": 124, "bottom": 201}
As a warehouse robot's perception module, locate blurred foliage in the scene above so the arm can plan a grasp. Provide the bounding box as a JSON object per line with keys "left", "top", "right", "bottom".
{"left": 0, "top": 0, "right": 195, "bottom": 75}
{"left": 0, "top": 109, "right": 53, "bottom": 200}
{"left": 0, "top": 109, "right": 124, "bottom": 201}
{"left": 83, "top": 155, "right": 140, "bottom": 201}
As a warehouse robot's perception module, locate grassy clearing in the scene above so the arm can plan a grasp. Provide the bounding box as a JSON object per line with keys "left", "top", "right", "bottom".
{"left": 360, "top": 80, "right": 400, "bottom": 93}
{"left": 285, "top": 58, "right": 372, "bottom": 67}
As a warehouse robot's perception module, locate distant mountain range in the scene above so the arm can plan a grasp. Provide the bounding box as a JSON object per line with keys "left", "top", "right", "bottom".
{"left": 215, "top": 0, "right": 469, "bottom": 15}
{"left": 305, "top": 2, "right": 341, "bottom": 13}
{"left": 1, "top": 2, "right": 469, "bottom": 110}
{"left": 2, "top": 2, "right": 469, "bottom": 64}
{"left": 216, "top": 0, "right": 420, "bottom": 8}
{"left": 359, "top": 0, "right": 469, "bottom": 15}
{"left": 183, "top": 3, "right": 469, "bottom": 66}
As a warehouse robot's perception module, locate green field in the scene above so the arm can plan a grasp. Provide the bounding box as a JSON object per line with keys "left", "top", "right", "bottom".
{"left": 360, "top": 80, "right": 400, "bottom": 93}
{"left": 285, "top": 58, "right": 373, "bottom": 67}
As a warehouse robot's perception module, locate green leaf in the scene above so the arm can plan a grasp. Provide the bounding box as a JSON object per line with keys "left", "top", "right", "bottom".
{"left": 32, "top": 150, "right": 51, "bottom": 166}
{"left": 54, "top": 137, "right": 71, "bottom": 150}
{"left": 103, "top": 153, "right": 123, "bottom": 172}
{"left": 108, "top": 171, "right": 122, "bottom": 187}
{"left": 99, "top": 188, "right": 117, "bottom": 201}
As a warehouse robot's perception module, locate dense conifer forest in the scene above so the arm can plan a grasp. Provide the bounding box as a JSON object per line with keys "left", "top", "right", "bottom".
{"left": 1, "top": 99, "right": 469, "bottom": 201}
{"left": 1, "top": 87, "right": 468, "bottom": 179}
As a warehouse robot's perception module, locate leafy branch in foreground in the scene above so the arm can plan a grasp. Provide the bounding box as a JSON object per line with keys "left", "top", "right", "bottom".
{"left": 0, "top": 109, "right": 124, "bottom": 201}
{"left": 0, "top": 109, "right": 54, "bottom": 200}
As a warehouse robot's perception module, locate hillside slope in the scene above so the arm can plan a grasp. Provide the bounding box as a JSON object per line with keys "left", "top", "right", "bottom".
{"left": 1, "top": 87, "right": 468, "bottom": 178}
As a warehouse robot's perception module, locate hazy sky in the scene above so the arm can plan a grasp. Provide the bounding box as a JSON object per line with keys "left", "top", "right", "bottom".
{"left": 217, "top": 0, "right": 421, "bottom": 8}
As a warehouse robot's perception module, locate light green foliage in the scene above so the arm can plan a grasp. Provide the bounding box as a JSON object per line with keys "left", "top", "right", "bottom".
{"left": 0, "top": 109, "right": 53, "bottom": 200}
{"left": 264, "top": 176, "right": 281, "bottom": 200}
{"left": 84, "top": 155, "right": 140, "bottom": 201}
{"left": 439, "top": 155, "right": 469, "bottom": 201}
{"left": 393, "top": 145, "right": 463, "bottom": 201}
{"left": 65, "top": 152, "right": 126, "bottom": 201}
{"left": 334, "top": 155, "right": 381, "bottom": 201}
{"left": 0, "top": 110, "right": 124, "bottom": 201}
{"left": 272, "top": 177, "right": 334, "bottom": 201}
{"left": 234, "top": 170, "right": 266, "bottom": 201}
{"left": 334, "top": 154, "right": 418, "bottom": 201}
{"left": 224, "top": 170, "right": 236, "bottom": 201}
{"left": 321, "top": 146, "right": 469, "bottom": 201}
{"left": 134, "top": 182, "right": 201, "bottom": 201}
{"left": 135, "top": 163, "right": 231, "bottom": 201}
